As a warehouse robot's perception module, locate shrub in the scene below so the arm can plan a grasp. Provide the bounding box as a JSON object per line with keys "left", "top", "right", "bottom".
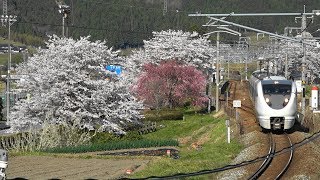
{"left": 90, "top": 132, "right": 122, "bottom": 144}
{"left": 1, "top": 120, "right": 95, "bottom": 152}
{"left": 122, "top": 131, "right": 143, "bottom": 141}
{"left": 43, "top": 139, "right": 179, "bottom": 153}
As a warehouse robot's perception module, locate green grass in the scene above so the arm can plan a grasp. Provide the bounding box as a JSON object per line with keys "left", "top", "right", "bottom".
{"left": 132, "top": 112, "right": 243, "bottom": 179}
{"left": 143, "top": 109, "right": 184, "bottom": 121}
{"left": 0, "top": 53, "right": 23, "bottom": 66}
{"left": 143, "top": 113, "right": 217, "bottom": 140}
{"left": 12, "top": 108, "right": 243, "bottom": 179}
{"left": 0, "top": 37, "right": 25, "bottom": 46}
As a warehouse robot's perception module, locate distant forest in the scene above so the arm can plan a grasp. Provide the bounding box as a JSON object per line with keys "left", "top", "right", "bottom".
{"left": 2, "top": 0, "right": 320, "bottom": 48}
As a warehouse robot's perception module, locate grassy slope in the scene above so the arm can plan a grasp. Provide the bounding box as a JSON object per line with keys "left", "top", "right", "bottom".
{"left": 133, "top": 112, "right": 243, "bottom": 179}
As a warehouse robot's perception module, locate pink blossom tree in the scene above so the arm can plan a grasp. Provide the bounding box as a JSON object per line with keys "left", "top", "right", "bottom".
{"left": 132, "top": 60, "right": 208, "bottom": 109}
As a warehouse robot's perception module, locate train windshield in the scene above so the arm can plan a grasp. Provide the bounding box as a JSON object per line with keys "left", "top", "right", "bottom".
{"left": 262, "top": 84, "right": 291, "bottom": 95}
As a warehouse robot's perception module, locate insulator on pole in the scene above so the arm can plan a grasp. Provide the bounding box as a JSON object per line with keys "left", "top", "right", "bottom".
{"left": 163, "top": 0, "right": 167, "bottom": 16}
{"left": 3, "top": 0, "right": 7, "bottom": 15}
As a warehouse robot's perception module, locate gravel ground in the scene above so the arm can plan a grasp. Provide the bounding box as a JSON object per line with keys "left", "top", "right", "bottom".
{"left": 217, "top": 129, "right": 320, "bottom": 179}
{"left": 217, "top": 80, "right": 320, "bottom": 179}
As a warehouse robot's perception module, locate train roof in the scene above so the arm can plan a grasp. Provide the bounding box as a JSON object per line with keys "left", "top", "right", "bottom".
{"left": 261, "top": 75, "right": 292, "bottom": 85}
{"left": 262, "top": 76, "right": 287, "bottom": 80}
{"left": 252, "top": 69, "right": 267, "bottom": 74}
{"left": 261, "top": 78, "right": 292, "bottom": 85}
{"left": 251, "top": 69, "right": 275, "bottom": 80}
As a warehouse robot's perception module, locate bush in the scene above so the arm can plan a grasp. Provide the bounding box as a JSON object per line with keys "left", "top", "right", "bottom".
{"left": 1, "top": 121, "right": 94, "bottom": 152}
{"left": 90, "top": 132, "right": 122, "bottom": 144}
{"left": 143, "top": 109, "right": 183, "bottom": 121}
{"left": 122, "top": 131, "right": 143, "bottom": 141}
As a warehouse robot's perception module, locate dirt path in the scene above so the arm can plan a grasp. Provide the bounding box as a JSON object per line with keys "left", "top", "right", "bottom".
{"left": 6, "top": 155, "right": 151, "bottom": 179}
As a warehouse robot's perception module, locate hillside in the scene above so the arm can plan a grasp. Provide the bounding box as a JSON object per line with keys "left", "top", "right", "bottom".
{"left": 2, "top": 0, "right": 320, "bottom": 47}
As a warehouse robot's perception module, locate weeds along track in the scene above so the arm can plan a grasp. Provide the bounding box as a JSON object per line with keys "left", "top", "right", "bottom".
{"left": 249, "top": 132, "right": 293, "bottom": 179}
{"left": 226, "top": 80, "right": 254, "bottom": 114}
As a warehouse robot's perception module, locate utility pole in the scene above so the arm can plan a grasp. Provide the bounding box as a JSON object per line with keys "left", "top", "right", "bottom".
{"left": 285, "top": 43, "right": 288, "bottom": 78}
{"left": 227, "top": 58, "right": 230, "bottom": 79}
{"left": 1, "top": 14, "right": 17, "bottom": 123}
{"left": 57, "top": 4, "right": 71, "bottom": 37}
{"left": 245, "top": 43, "right": 249, "bottom": 80}
{"left": 216, "top": 32, "right": 220, "bottom": 113}
{"left": 301, "top": 14, "right": 307, "bottom": 116}
{"left": 204, "top": 26, "right": 241, "bottom": 112}
{"left": 239, "top": 37, "right": 250, "bottom": 80}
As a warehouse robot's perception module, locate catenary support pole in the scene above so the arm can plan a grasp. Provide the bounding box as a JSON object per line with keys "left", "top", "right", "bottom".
{"left": 216, "top": 32, "right": 220, "bottom": 112}
{"left": 301, "top": 14, "right": 306, "bottom": 117}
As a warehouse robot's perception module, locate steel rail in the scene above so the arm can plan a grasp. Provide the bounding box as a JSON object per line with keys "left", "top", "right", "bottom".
{"left": 188, "top": 12, "right": 317, "bottom": 17}
{"left": 275, "top": 133, "right": 294, "bottom": 179}
{"left": 248, "top": 133, "right": 275, "bottom": 180}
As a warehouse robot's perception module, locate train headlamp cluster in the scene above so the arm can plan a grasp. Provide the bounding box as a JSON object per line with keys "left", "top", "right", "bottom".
{"left": 265, "top": 97, "right": 272, "bottom": 106}
{"left": 265, "top": 98, "right": 270, "bottom": 103}
{"left": 283, "top": 98, "right": 289, "bottom": 106}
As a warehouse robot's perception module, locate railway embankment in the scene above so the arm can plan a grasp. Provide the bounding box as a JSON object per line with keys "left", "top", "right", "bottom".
{"left": 218, "top": 80, "right": 320, "bottom": 179}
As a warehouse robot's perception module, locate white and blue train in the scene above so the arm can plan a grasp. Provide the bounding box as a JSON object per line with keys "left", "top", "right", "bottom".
{"left": 249, "top": 70, "right": 297, "bottom": 130}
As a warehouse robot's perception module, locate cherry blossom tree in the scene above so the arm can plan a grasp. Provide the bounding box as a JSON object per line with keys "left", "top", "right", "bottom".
{"left": 9, "top": 35, "right": 143, "bottom": 134}
{"left": 126, "top": 29, "right": 216, "bottom": 79}
{"left": 132, "top": 60, "right": 208, "bottom": 109}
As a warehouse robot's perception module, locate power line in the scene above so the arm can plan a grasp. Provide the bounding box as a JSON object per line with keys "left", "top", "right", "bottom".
{"left": 301, "top": 19, "right": 313, "bottom": 33}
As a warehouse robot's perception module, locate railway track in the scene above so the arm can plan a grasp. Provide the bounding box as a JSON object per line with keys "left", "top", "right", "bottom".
{"left": 248, "top": 132, "right": 294, "bottom": 180}
{"left": 225, "top": 80, "right": 254, "bottom": 115}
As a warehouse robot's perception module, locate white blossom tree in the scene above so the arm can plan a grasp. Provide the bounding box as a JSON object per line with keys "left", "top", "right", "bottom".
{"left": 126, "top": 29, "right": 216, "bottom": 78}
{"left": 9, "top": 35, "right": 143, "bottom": 134}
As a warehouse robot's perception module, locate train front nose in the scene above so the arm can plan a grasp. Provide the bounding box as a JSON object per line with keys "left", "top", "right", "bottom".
{"left": 264, "top": 94, "right": 290, "bottom": 109}
{"left": 270, "top": 117, "right": 284, "bottom": 129}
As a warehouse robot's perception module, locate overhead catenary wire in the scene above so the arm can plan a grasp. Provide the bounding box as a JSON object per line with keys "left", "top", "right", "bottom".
{"left": 10, "top": 2, "right": 318, "bottom": 45}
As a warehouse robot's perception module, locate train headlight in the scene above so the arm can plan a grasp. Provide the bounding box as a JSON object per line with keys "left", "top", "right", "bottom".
{"left": 265, "top": 97, "right": 271, "bottom": 106}
{"left": 283, "top": 98, "right": 289, "bottom": 106}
